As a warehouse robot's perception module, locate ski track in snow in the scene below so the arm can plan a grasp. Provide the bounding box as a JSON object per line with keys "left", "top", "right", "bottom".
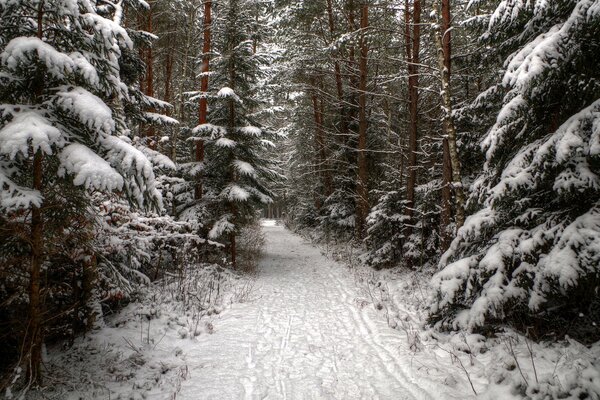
{"left": 177, "top": 223, "right": 444, "bottom": 400}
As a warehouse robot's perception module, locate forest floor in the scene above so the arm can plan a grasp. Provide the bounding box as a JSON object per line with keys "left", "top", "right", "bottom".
{"left": 27, "top": 220, "right": 600, "bottom": 400}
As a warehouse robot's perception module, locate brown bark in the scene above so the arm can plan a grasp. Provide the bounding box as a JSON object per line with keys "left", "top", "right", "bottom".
{"left": 230, "top": 229, "right": 237, "bottom": 270}
{"left": 28, "top": 150, "right": 44, "bottom": 385}
{"left": 440, "top": 0, "right": 453, "bottom": 248}
{"left": 311, "top": 82, "right": 332, "bottom": 204}
{"left": 26, "top": 3, "right": 45, "bottom": 384}
{"left": 442, "top": 0, "right": 451, "bottom": 75}
{"left": 327, "top": 0, "right": 349, "bottom": 154}
{"left": 195, "top": 1, "right": 212, "bottom": 200}
{"left": 404, "top": 0, "right": 421, "bottom": 245}
{"left": 164, "top": 50, "right": 173, "bottom": 115}
{"left": 356, "top": 3, "right": 369, "bottom": 238}
{"left": 174, "top": 9, "right": 197, "bottom": 162}
{"left": 440, "top": 138, "right": 452, "bottom": 250}
{"left": 145, "top": 7, "right": 156, "bottom": 147}
{"left": 434, "top": 0, "right": 465, "bottom": 229}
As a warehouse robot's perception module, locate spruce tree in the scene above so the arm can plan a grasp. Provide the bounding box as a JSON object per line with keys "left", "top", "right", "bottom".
{"left": 0, "top": 0, "right": 162, "bottom": 383}
{"left": 192, "top": 0, "right": 279, "bottom": 268}
{"left": 430, "top": 0, "right": 600, "bottom": 335}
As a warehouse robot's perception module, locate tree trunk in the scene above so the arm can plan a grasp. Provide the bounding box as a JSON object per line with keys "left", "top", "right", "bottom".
{"left": 230, "top": 195, "right": 237, "bottom": 270}
{"left": 195, "top": 0, "right": 212, "bottom": 200}
{"left": 145, "top": 6, "right": 155, "bottom": 147}
{"left": 28, "top": 150, "right": 44, "bottom": 385}
{"left": 404, "top": 0, "right": 421, "bottom": 249}
{"left": 311, "top": 79, "right": 332, "bottom": 206}
{"left": 434, "top": 0, "right": 465, "bottom": 229}
{"left": 164, "top": 50, "right": 173, "bottom": 115}
{"left": 174, "top": 8, "right": 197, "bottom": 162}
{"left": 326, "top": 0, "right": 346, "bottom": 113}
{"left": 82, "top": 255, "right": 98, "bottom": 331}
{"left": 356, "top": 3, "right": 369, "bottom": 238}
{"left": 440, "top": 138, "right": 453, "bottom": 250}
{"left": 26, "top": 3, "right": 45, "bottom": 384}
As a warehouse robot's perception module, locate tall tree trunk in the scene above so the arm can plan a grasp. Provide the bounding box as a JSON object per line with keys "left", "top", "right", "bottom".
{"left": 404, "top": 0, "right": 421, "bottom": 252}
{"left": 311, "top": 83, "right": 331, "bottom": 207}
{"left": 28, "top": 150, "right": 43, "bottom": 385}
{"left": 145, "top": 6, "right": 155, "bottom": 147}
{"left": 26, "top": 3, "right": 45, "bottom": 384}
{"left": 326, "top": 0, "right": 348, "bottom": 175}
{"left": 195, "top": 0, "right": 212, "bottom": 200}
{"left": 439, "top": 0, "right": 453, "bottom": 250}
{"left": 434, "top": 0, "right": 465, "bottom": 229}
{"left": 82, "top": 254, "right": 98, "bottom": 331}
{"left": 164, "top": 50, "right": 173, "bottom": 115}
{"left": 440, "top": 138, "right": 453, "bottom": 250}
{"left": 174, "top": 9, "right": 197, "bottom": 162}
{"left": 356, "top": 3, "right": 369, "bottom": 238}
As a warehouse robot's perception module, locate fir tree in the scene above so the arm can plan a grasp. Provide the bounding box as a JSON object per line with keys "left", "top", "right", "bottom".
{"left": 192, "top": 0, "right": 280, "bottom": 268}
{"left": 0, "top": 0, "right": 162, "bottom": 383}
{"left": 429, "top": 0, "right": 600, "bottom": 335}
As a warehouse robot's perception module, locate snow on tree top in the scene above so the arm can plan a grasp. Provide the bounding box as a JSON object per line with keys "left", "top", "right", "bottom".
{"left": 224, "top": 184, "right": 250, "bottom": 202}
{"left": 81, "top": 13, "right": 133, "bottom": 51}
{"left": 217, "top": 87, "right": 241, "bottom": 103}
{"left": 0, "top": 110, "right": 64, "bottom": 159}
{"left": 1, "top": 37, "right": 74, "bottom": 79}
{"left": 216, "top": 138, "right": 236, "bottom": 148}
{"left": 233, "top": 160, "right": 256, "bottom": 177}
{"left": 58, "top": 143, "right": 123, "bottom": 192}
{"left": 54, "top": 86, "right": 115, "bottom": 134}
{"left": 192, "top": 123, "right": 226, "bottom": 138}
{"left": 144, "top": 112, "right": 179, "bottom": 126}
{"left": 239, "top": 126, "right": 261, "bottom": 137}
{"left": 70, "top": 52, "right": 100, "bottom": 88}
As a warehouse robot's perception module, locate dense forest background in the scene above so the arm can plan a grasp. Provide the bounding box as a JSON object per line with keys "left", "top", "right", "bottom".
{"left": 1, "top": 0, "right": 599, "bottom": 393}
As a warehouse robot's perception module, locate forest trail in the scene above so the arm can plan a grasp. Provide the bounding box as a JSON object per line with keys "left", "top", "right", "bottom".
{"left": 177, "top": 221, "right": 443, "bottom": 400}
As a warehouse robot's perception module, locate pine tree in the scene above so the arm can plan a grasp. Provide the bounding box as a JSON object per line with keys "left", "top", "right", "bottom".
{"left": 192, "top": 0, "right": 279, "bottom": 268}
{"left": 0, "top": 0, "right": 162, "bottom": 383}
{"left": 430, "top": 0, "right": 600, "bottom": 335}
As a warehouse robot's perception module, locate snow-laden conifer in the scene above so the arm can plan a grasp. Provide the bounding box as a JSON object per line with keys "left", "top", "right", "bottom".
{"left": 430, "top": 0, "right": 600, "bottom": 331}
{"left": 189, "top": 0, "right": 280, "bottom": 267}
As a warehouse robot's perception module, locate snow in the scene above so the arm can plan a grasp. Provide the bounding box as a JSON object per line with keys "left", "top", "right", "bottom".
{"left": 533, "top": 201, "right": 600, "bottom": 301}
{"left": 217, "top": 86, "right": 242, "bottom": 102}
{"left": 81, "top": 12, "right": 133, "bottom": 51}
{"left": 54, "top": 86, "right": 115, "bottom": 134}
{"left": 1, "top": 37, "right": 73, "bottom": 79}
{"left": 58, "top": 143, "right": 124, "bottom": 191}
{"left": 215, "top": 137, "right": 237, "bottom": 148}
{"left": 239, "top": 125, "right": 262, "bottom": 136}
{"left": 144, "top": 112, "right": 179, "bottom": 126}
{"left": 208, "top": 215, "right": 235, "bottom": 239}
{"left": 29, "top": 224, "right": 600, "bottom": 400}
{"left": 0, "top": 110, "right": 63, "bottom": 158}
{"left": 0, "top": 166, "right": 42, "bottom": 210}
{"left": 100, "top": 134, "right": 162, "bottom": 208}
{"left": 233, "top": 159, "right": 256, "bottom": 177}
{"left": 69, "top": 52, "right": 100, "bottom": 87}
{"left": 191, "top": 123, "right": 227, "bottom": 139}
{"left": 225, "top": 184, "right": 251, "bottom": 201}
{"left": 172, "top": 224, "right": 455, "bottom": 399}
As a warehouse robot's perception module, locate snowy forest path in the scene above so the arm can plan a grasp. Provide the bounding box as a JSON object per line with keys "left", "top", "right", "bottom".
{"left": 178, "top": 221, "right": 436, "bottom": 400}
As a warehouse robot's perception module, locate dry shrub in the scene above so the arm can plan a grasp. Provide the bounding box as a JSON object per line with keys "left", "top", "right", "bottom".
{"left": 236, "top": 221, "right": 266, "bottom": 272}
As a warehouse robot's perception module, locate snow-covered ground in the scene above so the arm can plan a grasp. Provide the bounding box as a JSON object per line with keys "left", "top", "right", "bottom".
{"left": 26, "top": 220, "right": 599, "bottom": 399}
{"left": 174, "top": 221, "right": 463, "bottom": 399}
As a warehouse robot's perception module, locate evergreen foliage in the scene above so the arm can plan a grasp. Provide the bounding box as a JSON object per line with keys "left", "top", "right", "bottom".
{"left": 430, "top": 0, "right": 600, "bottom": 334}
{"left": 191, "top": 0, "right": 280, "bottom": 265}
